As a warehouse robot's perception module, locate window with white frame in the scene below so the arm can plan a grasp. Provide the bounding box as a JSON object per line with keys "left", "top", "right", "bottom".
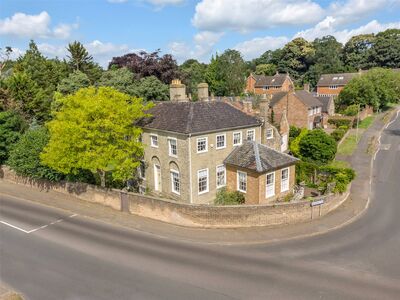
{"left": 216, "top": 165, "right": 226, "bottom": 188}
{"left": 138, "top": 161, "right": 146, "bottom": 179}
{"left": 266, "top": 172, "right": 275, "bottom": 198}
{"left": 197, "top": 137, "right": 208, "bottom": 153}
{"left": 170, "top": 170, "right": 180, "bottom": 194}
{"left": 317, "top": 107, "right": 321, "bottom": 114}
{"left": 308, "top": 109, "right": 313, "bottom": 116}
{"left": 150, "top": 134, "right": 158, "bottom": 147}
{"left": 266, "top": 128, "right": 274, "bottom": 139}
{"left": 216, "top": 134, "right": 226, "bottom": 149}
{"left": 233, "top": 132, "right": 242, "bottom": 146}
{"left": 281, "top": 168, "right": 289, "bottom": 192}
{"left": 237, "top": 171, "right": 247, "bottom": 193}
{"left": 247, "top": 129, "right": 255, "bottom": 141}
{"left": 197, "top": 169, "right": 209, "bottom": 194}
{"left": 168, "top": 138, "right": 177, "bottom": 157}
{"left": 329, "top": 85, "right": 338, "bottom": 89}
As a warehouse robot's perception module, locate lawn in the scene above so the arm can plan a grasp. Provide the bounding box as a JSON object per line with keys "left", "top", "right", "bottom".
{"left": 329, "top": 160, "right": 350, "bottom": 168}
{"left": 337, "top": 134, "right": 359, "bottom": 156}
{"left": 358, "top": 116, "right": 375, "bottom": 129}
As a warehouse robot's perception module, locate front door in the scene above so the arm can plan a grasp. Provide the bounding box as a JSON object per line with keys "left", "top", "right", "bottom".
{"left": 154, "top": 164, "right": 162, "bottom": 192}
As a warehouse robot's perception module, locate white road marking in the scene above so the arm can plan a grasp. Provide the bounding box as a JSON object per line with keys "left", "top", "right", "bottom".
{"left": 0, "top": 214, "right": 78, "bottom": 234}
{"left": 380, "top": 144, "right": 391, "bottom": 150}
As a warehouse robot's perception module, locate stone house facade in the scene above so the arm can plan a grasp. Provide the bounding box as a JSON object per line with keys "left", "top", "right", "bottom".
{"left": 269, "top": 89, "right": 323, "bottom": 130}
{"left": 245, "top": 73, "right": 294, "bottom": 96}
{"left": 224, "top": 142, "right": 298, "bottom": 204}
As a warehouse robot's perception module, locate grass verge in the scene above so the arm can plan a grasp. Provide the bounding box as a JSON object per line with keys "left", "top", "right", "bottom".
{"left": 337, "top": 134, "right": 359, "bottom": 156}
{"left": 358, "top": 116, "right": 375, "bottom": 129}
{"left": 329, "top": 160, "right": 350, "bottom": 168}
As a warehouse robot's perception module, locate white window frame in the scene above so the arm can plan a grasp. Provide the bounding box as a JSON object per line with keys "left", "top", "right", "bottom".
{"left": 138, "top": 161, "right": 146, "bottom": 179}
{"left": 216, "top": 133, "right": 226, "bottom": 150}
{"left": 150, "top": 134, "right": 158, "bottom": 148}
{"left": 168, "top": 137, "right": 178, "bottom": 157}
{"left": 317, "top": 107, "right": 321, "bottom": 114}
{"left": 266, "top": 172, "right": 275, "bottom": 198}
{"left": 281, "top": 168, "right": 290, "bottom": 192}
{"left": 247, "top": 129, "right": 255, "bottom": 141}
{"left": 197, "top": 168, "right": 209, "bottom": 195}
{"left": 216, "top": 165, "right": 226, "bottom": 189}
{"left": 154, "top": 164, "right": 161, "bottom": 192}
{"left": 170, "top": 170, "right": 180, "bottom": 195}
{"left": 237, "top": 171, "right": 247, "bottom": 193}
{"left": 308, "top": 109, "right": 313, "bottom": 116}
{"left": 233, "top": 131, "right": 242, "bottom": 146}
{"left": 266, "top": 128, "right": 274, "bottom": 140}
{"left": 329, "top": 85, "right": 338, "bottom": 89}
{"left": 196, "top": 137, "right": 208, "bottom": 153}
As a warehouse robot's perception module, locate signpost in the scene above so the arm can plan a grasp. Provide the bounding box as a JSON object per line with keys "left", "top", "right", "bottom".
{"left": 311, "top": 199, "right": 324, "bottom": 219}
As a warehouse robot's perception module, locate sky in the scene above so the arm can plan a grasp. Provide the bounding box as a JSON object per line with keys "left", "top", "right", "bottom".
{"left": 1, "top": 0, "right": 400, "bottom": 67}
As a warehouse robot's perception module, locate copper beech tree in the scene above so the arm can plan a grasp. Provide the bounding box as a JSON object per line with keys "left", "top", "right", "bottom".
{"left": 41, "top": 86, "right": 153, "bottom": 187}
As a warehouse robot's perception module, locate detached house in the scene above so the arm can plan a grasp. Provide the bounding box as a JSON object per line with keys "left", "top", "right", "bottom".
{"left": 316, "top": 73, "right": 359, "bottom": 97}
{"left": 269, "top": 89, "right": 323, "bottom": 130}
{"left": 138, "top": 80, "right": 296, "bottom": 204}
{"left": 246, "top": 73, "right": 294, "bottom": 95}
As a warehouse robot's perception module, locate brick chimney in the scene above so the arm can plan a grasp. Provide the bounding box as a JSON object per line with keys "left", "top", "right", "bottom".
{"left": 304, "top": 83, "right": 310, "bottom": 93}
{"left": 242, "top": 100, "right": 253, "bottom": 114}
{"left": 170, "top": 79, "right": 188, "bottom": 102}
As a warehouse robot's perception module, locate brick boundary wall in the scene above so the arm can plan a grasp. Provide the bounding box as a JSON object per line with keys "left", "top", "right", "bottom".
{"left": 0, "top": 166, "right": 349, "bottom": 228}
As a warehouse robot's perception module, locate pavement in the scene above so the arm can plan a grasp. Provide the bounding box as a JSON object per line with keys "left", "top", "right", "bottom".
{"left": 0, "top": 107, "right": 399, "bottom": 299}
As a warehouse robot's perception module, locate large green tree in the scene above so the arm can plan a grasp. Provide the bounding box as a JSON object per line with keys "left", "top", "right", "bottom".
{"left": 299, "top": 130, "right": 337, "bottom": 164}
{"left": 369, "top": 29, "right": 400, "bottom": 68}
{"left": 97, "top": 67, "right": 137, "bottom": 96}
{"left": 342, "top": 34, "right": 375, "bottom": 70}
{"left": 255, "top": 64, "right": 277, "bottom": 76}
{"left": 57, "top": 70, "right": 91, "bottom": 95}
{"left": 7, "top": 126, "right": 63, "bottom": 181}
{"left": 0, "top": 111, "right": 27, "bottom": 164}
{"left": 134, "top": 76, "right": 169, "bottom": 101}
{"left": 179, "top": 59, "right": 207, "bottom": 100}
{"left": 41, "top": 87, "right": 152, "bottom": 187}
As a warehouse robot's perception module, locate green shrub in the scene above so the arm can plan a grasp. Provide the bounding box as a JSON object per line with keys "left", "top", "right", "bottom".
{"left": 289, "top": 126, "right": 301, "bottom": 142}
{"left": 331, "top": 128, "right": 347, "bottom": 142}
{"left": 299, "top": 130, "right": 337, "bottom": 164}
{"left": 215, "top": 188, "right": 245, "bottom": 205}
{"left": 289, "top": 128, "right": 308, "bottom": 157}
{"left": 328, "top": 118, "right": 353, "bottom": 128}
{"left": 342, "top": 104, "right": 359, "bottom": 116}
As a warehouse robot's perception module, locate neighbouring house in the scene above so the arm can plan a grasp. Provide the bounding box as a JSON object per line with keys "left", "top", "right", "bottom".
{"left": 245, "top": 73, "right": 294, "bottom": 95}
{"left": 316, "top": 96, "right": 335, "bottom": 116}
{"left": 224, "top": 141, "right": 299, "bottom": 204}
{"left": 269, "top": 88, "right": 323, "bottom": 130}
{"left": 138, "top": 81, "right": 286, "bottom": 204}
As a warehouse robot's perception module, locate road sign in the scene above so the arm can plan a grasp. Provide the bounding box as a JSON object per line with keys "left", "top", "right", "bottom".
{"left": 311, "top": 199, "right": 324, "bottom": 207}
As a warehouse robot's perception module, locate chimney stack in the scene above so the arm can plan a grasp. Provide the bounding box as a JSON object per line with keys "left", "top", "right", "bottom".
{"left": 242, "top": 100, "right": 253, "bottom": 114}
{"left": 170, "top": 79, "right": 189, "bottom": 102}
{"left": 303, "top": 83, "right": 310, "bottom": 93}
{"left": 197, "top": 83, "right": 209, "bottom": 101}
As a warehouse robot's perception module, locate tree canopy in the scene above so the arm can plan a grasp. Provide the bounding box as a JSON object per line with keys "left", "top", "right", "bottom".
{"left": 41, "top": 87, "right": 153, "bottom": 187}
{"left": 0, "top": 111, "right": 27, "bottom": 164}
{"left": 299, "top": 130, "right": 337, "bottom": 164}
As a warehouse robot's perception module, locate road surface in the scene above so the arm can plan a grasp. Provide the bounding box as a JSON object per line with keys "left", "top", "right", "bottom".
{"left": 1, "top": 112, "right": 400, "bottom": 299}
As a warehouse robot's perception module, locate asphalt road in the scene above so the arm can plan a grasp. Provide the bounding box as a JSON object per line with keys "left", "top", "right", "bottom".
{"left": 1, "top": 112, "right": 400, "bottom": 300}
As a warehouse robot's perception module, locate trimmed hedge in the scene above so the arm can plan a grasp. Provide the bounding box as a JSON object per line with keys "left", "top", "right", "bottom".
{"left": 328, "top": 118, "right": 353, "bottom": 128}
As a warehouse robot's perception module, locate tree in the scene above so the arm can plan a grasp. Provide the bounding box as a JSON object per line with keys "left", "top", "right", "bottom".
{"left": 277, "top": 38, "right": 315, "bottom": 83}
{"left": 305, "top": 36, "right": 346, "bottom": 87}
{"left": 4, "top": 72, "right": 51, "bottom": 121}
{"left": 0, "top": 111, "right": 27, "bottom": 164}
{"left": 66, "top": 41, "right": 103, "bottom": 83}
{"left": 255, "top": 64, "right": 277, "bottom": 76}
{"left": 41, "top": 87, "right": 153, "bottom": 187}
{"left": 205, "top": 50, "right": 246, "bottom": 96}
{"left": 97, "top": 67, "right": 137, "bottom": 96}
{"left": 0, "top": 46, "right": 13, "bottom": 77}
{"left": 179, "top": 59, "right": 207, "bottom": 100}
{"left": 57, "top": 70, "right": 90, "bottom": 95}
{"left": 109, "top": 50, "right": 179, "bottom": 84}
{"left": 343, "top": 34, "right": 375, "bottom": 70}
{"left": 134, "top": 76, "right": 169, "bottom": 101}
{"left": 369, "top": 29, "right": 400, "bottom": 68}
{"left": 7, "top": 126, "right": 63, "bottom": 181}
{"left": 339, "top": 68, "right": 400, "bottom": 110}
{"left": 299, "top": 130, "right": 337, "bottom": 164}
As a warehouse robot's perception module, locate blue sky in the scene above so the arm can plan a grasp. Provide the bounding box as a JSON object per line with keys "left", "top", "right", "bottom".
{"left": 1, "top": 0, "right": 400, "bottom": 66}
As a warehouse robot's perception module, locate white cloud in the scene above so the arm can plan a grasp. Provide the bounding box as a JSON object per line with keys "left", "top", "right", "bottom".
{"left": 295, "top": 18, "right": 400, "bottom": 43}
{"left": 192, "top": 0, "right": 324, "bottom": 32}
{"left": 234, "top": 36, "right": 289, "bottom": 60}
{"left": 169, "top": 31, "right": 223, "bottom": 62}
{"left": 0, "top": 11, "right": 78, "bottom": 39}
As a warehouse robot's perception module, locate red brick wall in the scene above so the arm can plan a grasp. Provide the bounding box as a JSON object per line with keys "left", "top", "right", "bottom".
{"left": 245, "top": 76, "right": 256, "bottom": 93}
{"left": 317, "top": 86, "right": 344, "bottom": 96}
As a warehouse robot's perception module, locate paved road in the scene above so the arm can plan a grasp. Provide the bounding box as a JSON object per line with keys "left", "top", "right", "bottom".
{"left": 1, "top": 112, "right": 400, "bottom": 299}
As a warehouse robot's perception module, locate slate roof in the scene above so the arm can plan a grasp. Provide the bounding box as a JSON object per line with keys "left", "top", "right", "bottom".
{"left": 317, "top": 72, "right": 359, "bottom": 86}
{"left": 139, "top": 101, "right": 262, "bottom": 134}
{"left": 316, "top": 96, "right": 334, "bottom": 113}
{"left": 269, "top": 91, "right": 322, "bottom": 108}
{"left": 224, "top": 141, "right": 299, "bottom": 173}
{"left": 254, "top": 74, "right": 288, "bottom": 87}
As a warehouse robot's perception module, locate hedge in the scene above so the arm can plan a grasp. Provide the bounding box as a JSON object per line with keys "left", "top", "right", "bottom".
{"left": 328, "top": 118, "right": 353, "bottom": 128}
